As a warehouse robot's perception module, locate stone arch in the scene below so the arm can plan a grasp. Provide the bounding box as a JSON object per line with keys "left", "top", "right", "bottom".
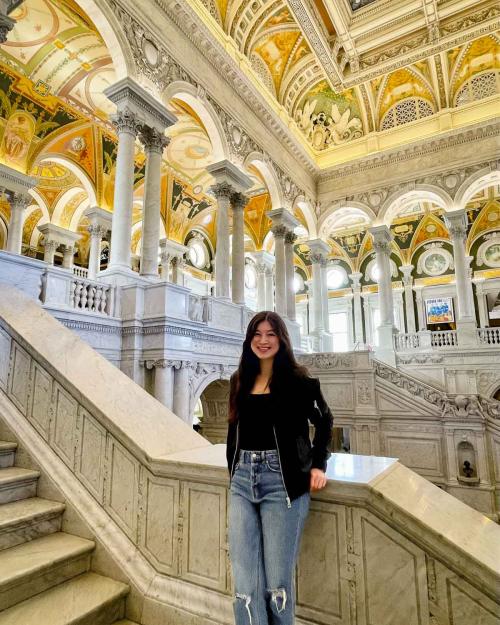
{"left": 293, "top": 196, "right": 317, "bottom": 238}
{"left": 243, "top": 151, "right": 283, "bottom": 209}
{"left": 195, "top": 375, "right": 232, "bottom": 444}
{"left": 51, "top": 187, "right": 86, "bottom": 228}
{"left": 72, "top": 0, "right": 136, "bottom": 80}
{"left": 318, "top": 202, "right": 375, "bottom": 238}
{"left": 27, "top": 191, "right": 51, "bottom": 248}
{"left": 378, "top": 186, "right": 453, "bottom": 226}
{"left": 164, "top": 81, "right": 229, "bottom": 162}
{"left": 0, "top": 214, "right": 7, "bottom": 249}
{"left": 454, "top": 165, "right": 500, "bottom": 208}
{"left": 36, "top": 156, "right": 97, "bottom": 208}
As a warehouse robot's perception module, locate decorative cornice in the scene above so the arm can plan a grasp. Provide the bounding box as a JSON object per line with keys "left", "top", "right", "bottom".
{"left": 319, "top": 120, "right": 500, "bottom": 184}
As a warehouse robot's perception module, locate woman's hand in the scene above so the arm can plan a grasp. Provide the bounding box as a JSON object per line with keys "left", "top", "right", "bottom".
{"left": 310, "top": 468, "right": 327, "bottom": 491}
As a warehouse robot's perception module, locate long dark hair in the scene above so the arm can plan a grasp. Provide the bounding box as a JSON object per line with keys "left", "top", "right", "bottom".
{"left": 228, "top": 311, "right": 309, "bottom": 422}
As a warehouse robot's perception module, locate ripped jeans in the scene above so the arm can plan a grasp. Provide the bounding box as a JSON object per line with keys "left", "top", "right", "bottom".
{"left": 229, "top": 450, "right": 310, "bottom": 625}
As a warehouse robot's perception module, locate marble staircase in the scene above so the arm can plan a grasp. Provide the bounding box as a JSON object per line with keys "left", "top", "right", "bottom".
{"left": 0, "top": 439, "right": 137, "bottom": 624}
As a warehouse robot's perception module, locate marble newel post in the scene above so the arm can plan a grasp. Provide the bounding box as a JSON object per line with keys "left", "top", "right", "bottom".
{"left": 370, "top": 225, "right": 397, "bottom": 365}
{"left": 307, "top": 238, "right": 329, "bottom": 351}
{"left": 6, "top": 192, "right": 31, "bottom": 254}
{"left": 400, "top": 264, "right": 417, "bottom": 333}
{"left": 284, "top": 230, "right": 297, "bottom": 321}
{"left": 444, "top": 209, "right": 478, "bottom": 346}
{"left": 84, "top": 207, "right": 112, "bottom": 280}
{"left": 349, "top": 272, "right": 364, "bottom": 347}
{"left": 139, "top": 126, "right": 171, "bottom": 278}
{"left": 207, "top": 160, "right": 251, "bottom": 300}
{"left": 230, "top": 192, "right": 248, "bottom": 305}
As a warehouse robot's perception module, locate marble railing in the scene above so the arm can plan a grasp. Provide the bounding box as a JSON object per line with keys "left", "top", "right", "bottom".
{"left": 1, "top": 284, "right": 499, "bottom": 625}
{"left": 478, "top": 327, "right": 500, "bottom": 345}
{"left": 72, "top": 265, "right": 89, "bottom": 278}
{"left": 394, "top": 331, "right": 420, "bottom": 350}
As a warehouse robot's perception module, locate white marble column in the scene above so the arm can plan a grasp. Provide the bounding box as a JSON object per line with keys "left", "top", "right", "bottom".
{"left": 445, "top": 209, "right": 478, "bottom": 346}
{"left": 401, "top": 264, "right": 416, "bottom": 333}
{"left": 231, "top": 192, "right": 247, "bottom": 305}
{"left": 414, "top": 288, "right": 426, "bottom": 330}
{"left": 211, "top": 182, "right": 233, "bottom": 299}
{"left": 6, "top": 192, "right": 31, "bottom": 254}
{"left": 349, "top": 272, "right": 364, "bottom": 346}
{"left": 139, "top": 126, "right": 169, "bottom": 278}
{"left": 370, "top": 225, "right": 396, "bottom": 364}
{"left": 321, "top": 260, "right": 330, "bottom": 333}
{"left": 256, "top": 263, "right": 267, "bottom": 311}
{"left": 310, "top": 253, "right": 325, "bottom": 336}
{"left": 153, "top": 360, "right": 174, "bottom": 410}
{"left": 173, "top": 362, "right": 190, "bottom": 423}
{"left": 61, "top": 244, "right": 75, "bottom": 269}
{"left": 171, "top": 255, "right": 186, "bottom": 286}
{"left": 87, "top": 224, "right": 106, "bottom": 279}
{"left": 265, "top": 268, "right": 274, "bottom": 311}
{"left": 272, "top": 224, "right": 287, "bottom": 316}
{"left": 43, "top": 240, "right": 58, "bottom": 265}
{"left": 108, "top": 108, "right": 141, "bottom": 271}
{"left": 474, "top": 281, "right": 489, "bottom": 328}
{"left": 284, "top": 230, "right": 297, "bottom": 321}
{"left": 445, "top": 210, "right": 475, "bottom": 321}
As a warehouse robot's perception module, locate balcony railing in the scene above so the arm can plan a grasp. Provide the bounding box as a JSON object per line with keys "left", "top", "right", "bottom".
{"left": 431, "top": 329, "right": 458, "bottom": 347}
{"left": 478, "top": 327, "right": 500, "bottom": 345}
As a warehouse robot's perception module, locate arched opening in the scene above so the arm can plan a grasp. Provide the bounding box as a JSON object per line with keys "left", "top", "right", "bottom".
{"left": 198, "top": 379, "right": 231, "bottom": 444}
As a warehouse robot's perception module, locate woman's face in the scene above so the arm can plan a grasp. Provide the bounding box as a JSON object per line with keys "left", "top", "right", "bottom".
{"left": 251, "top": 320, "right": 280, "bottom": 361}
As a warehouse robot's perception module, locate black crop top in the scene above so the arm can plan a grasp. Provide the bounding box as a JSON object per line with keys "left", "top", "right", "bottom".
{"left": 238, "top": 394, "right": 276, "bottom": 451}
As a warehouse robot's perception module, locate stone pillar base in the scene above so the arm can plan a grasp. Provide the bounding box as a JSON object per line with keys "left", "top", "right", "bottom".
{"left": 374, "top": 324, "right": 397, "bottom": 366}
{"left": 456, "top": 319, "right": 479, "bottom": 348}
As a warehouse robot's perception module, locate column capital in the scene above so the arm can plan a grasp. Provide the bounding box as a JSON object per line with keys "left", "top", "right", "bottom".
{"left": 400, "top": 264, "right": 414, "bottom": 285}
{"left": 369, "top": 225, "right": 393, "bottom": 255}
{"left": 349, "top": 271, "right": 363, "bottom": 288}
{"left": 87, "top": 223, "right": 107, "bottom": 238}
{"left": 267, "top": 207, "right": 299, "bottom": 231}
{"left": 38, "top": 223, "right": 81, "bottom": 248}
{"left": 206, "top": 159, "right": 252, "bottom": 193}
{"left": 305, "top": 237, "right": 329, "bottom": 256}
{"left": 43, "top": 239, "right": 58, "bottom": 253}
{"left": 271, "top": 224, "right": 287, "bottom": 239}
{"left": 210, "top": 181, "right": 235, "bottom": 199}
{"left": 444, "top": 209, "right": 468, "bottom": 242}
{"left": 139, "top": 125, "right": 170, "bottom": 154}
{"left": 230, "top": 191, "right": 248, "bottom": 211}
{"left": 9, "top": 191, "right": 31, "bottom": 212}
{"left": 110, "top": 106, "right": 142, "bottom": 136}
{"left": 284, "top": 230, "right": 297, "bottom": 246}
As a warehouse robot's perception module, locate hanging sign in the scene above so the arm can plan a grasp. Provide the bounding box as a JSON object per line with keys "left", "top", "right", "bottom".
{"left": 425, "top": 297, "right": 454, "bottom": 324}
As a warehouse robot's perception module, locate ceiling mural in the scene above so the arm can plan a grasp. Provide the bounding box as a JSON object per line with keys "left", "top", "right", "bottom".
{"left": 194, "top": 0, "right": 499, "bottom": 152}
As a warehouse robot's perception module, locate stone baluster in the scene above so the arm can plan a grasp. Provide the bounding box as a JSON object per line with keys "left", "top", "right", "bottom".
{"left": 284, "top": 230, "right": 297, "bottom": 321}
{"left": 139, "top": 126, "right": 170, "bottom": 279}
{"left": 61, "top": 244, "right": 75, "bottom": 269}
{"left": 401, "top": 264, "right": 417, "bottom": 333}
{"left": 349, "top": 272, "right": 364, "bottom": 347}
{"left": 370, "top": 225, "right": 396, "bottom": 364}
{"left": 6, "top": 192, "right": 31, "bottom": 254}
{"left": 444, "top": 209, "right": 478, "bottom": 346}
{"left": 107, "top": 108, "right": 141, "bottom": 272}
{"left": 230, "top": 192, "right": 248, "bottom": 305}
{"left": 272, "top": 224, "right": 287, "bottom": 316}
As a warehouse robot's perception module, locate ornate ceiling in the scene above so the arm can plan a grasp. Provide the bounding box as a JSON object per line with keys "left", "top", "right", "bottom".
{"left": 196, "top": 0, "right": 499, "bottom": 154}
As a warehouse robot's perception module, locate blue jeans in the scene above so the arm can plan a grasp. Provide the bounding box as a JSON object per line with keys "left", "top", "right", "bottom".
{"left": 229, "top": 450, "right": 310, "bottom": 625}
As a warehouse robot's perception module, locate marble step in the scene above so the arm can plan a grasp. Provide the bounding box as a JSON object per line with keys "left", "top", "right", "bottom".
{"left": 0, "top": 497, "right": 65, "bottom": 551}
{"left": 0, "top": 532, "right": 95, "bottom": 610}
{"left": 0, "top": 572, "right": 129, "bottom": 625}
{"left": 0, "top": 467, "right": 39, "bottom": 504}
{"left": 0, "top": 442, "right": 17, "bottom": 469}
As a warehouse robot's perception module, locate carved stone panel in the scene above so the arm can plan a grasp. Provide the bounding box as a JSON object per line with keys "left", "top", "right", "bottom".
{"left": 76, "top": 410, "right": 106, "bottom": 502}
{"left": 322, "top": 382, "right": 354, "bottom": 410}
{"left": 0, "top": 326, "right": 11, "bottom": 391}
{"left": 385, "top": 436, "right": 444, "bottom": 478}
{"left": 181, "top": 483, "right": 227, "bottom": 591}
{"left": 8, "top": 343, "right": 30, "bottom": 414}
{"left": 28, "top": 362, "right": 52, "bottom": 440}
{"left": 354, "top": 509, "right": 429, "bottom": 625}
{"left": 297, "top": 502, "right": 349, "bottom": 624}
{"left": 140, "top": 473, "right": 179, "bottom": 575}
{"left": 50, "top": 382, "right": 78, "bottom": 469}
{"left": 105, "top": 438, "right": 139, "bottom": 539}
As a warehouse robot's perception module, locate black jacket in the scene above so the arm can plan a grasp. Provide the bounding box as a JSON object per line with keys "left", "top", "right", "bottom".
{"left": 226, "top": 375, "right": 334, "bottom": 502}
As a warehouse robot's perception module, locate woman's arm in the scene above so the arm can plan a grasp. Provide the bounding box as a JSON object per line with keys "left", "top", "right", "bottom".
{"left": 308, "top": 378, "right": 334, "bottom": 472}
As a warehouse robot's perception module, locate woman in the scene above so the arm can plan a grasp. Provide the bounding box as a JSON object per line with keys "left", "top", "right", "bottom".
{"left": 227, "top": 311, "right": 333, "bottom": 625}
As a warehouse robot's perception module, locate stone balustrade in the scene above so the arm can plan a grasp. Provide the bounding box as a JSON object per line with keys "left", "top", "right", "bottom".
{"left": 0, "top": 285, "right": 499, "bottom": 625}
{"left": 72, "top": 265, "right": 89, "bottom": 278}
{"left": 478, "top": 327, "right": 500, "bottom": 345}
{"left": 394, "top": 331, "right": 420, "bottom": 350}
{"left": 70, "top": 278, "right": 112, "bottom": 315}
{"left": 431, "top": 329, "right": 458, "bottom": 347}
